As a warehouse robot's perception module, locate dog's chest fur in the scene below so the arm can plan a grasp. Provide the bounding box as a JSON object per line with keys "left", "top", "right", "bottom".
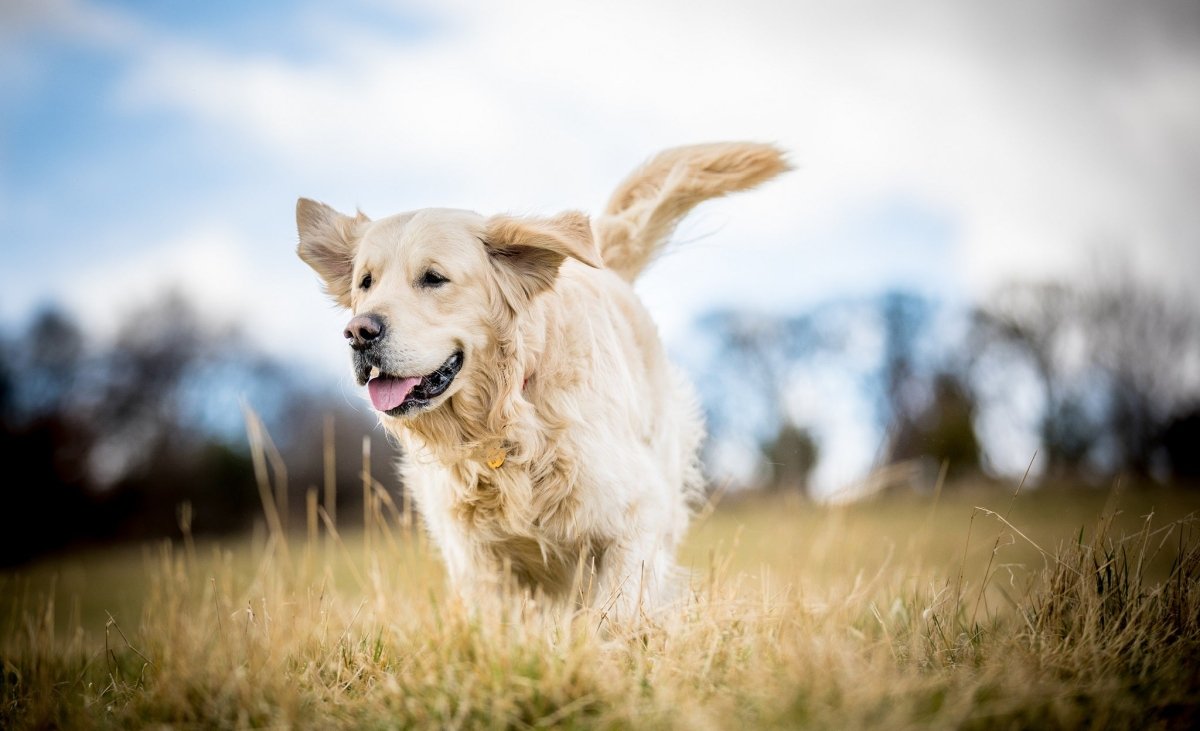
{"left": 398, "top": 431, "right": 610, "bottom": 596}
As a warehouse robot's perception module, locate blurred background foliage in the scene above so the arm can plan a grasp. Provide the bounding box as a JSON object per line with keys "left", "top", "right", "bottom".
{"left": 2, "top": 262, "right": 1197, "bottom": 566}
{"left": 0, "top": 292, "right": 393, "bottom": 566}
{"left": 700, "top": 265, "right": 1200, "bottom": 499}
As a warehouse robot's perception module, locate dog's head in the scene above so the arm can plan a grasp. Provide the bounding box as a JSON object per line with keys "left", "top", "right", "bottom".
{"left": 296, "top": 199, "right": 601, "bottom": 420}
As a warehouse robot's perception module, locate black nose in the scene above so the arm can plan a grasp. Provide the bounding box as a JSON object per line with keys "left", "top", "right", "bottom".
{"left": 344, "top": 314, "right": 384, "bottom": 351}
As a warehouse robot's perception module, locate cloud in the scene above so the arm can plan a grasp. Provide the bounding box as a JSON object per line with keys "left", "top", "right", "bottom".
{"left": 45, "top": 227, "right": 351, "bottom": 381}
{"left": 105, "top": 0, "right": 1200, "bottom": 302}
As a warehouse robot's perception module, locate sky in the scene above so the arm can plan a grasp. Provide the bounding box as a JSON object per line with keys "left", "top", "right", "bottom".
{"left": 2, "top": 0, "right": 1198, "bottom": 493}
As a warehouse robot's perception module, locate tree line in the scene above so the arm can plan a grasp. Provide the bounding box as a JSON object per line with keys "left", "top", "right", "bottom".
{"left": 3, "top": 268, "right": 1197, "bottom": 564}
{"left": 700, "top": 269, "right": 1200, "bottom": 495}
{"left": 0, "top": 292, "right": 391, "bottom": 566}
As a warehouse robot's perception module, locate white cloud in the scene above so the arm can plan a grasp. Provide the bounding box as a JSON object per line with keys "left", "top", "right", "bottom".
{"left": 108, "top": 0, "right": 1200, "bottom": 300}
{"left": 49, "top": 227, "right": 351, "bottom": 381}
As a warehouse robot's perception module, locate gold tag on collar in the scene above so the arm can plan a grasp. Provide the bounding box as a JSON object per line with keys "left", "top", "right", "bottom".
{"left": 486, "top": 449, "right": 506, "bottom": 469}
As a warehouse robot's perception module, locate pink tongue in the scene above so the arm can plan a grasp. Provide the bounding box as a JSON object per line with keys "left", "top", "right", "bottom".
{"left": 368, "top": 376, "right": 421, "bottom": 411}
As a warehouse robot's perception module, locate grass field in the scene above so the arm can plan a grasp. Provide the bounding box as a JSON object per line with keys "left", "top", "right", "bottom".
{"left": 4, "top": 481, "right": 1200, "bottom": 729}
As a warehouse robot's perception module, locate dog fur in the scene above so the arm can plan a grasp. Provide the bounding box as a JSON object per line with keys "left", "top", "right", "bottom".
{"left": 296, "top": 142, "right": 788, "bottom": 617}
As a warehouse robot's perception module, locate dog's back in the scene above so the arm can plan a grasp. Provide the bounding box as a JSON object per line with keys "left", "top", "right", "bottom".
{"left": 510, "top": 143, "right": 790, "bottom": 610}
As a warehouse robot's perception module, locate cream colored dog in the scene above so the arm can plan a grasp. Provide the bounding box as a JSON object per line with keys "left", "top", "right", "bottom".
{"left": 296, "top": 143, "right": 788, "bottom": 617}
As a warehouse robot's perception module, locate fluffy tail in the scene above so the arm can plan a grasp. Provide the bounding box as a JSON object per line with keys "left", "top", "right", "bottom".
{"left": 593, "top": 142, "right": 791, "bottom": 281}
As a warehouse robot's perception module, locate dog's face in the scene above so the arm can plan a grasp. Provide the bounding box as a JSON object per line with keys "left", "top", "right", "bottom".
{"left": 296, "top": 200, "right": 601, "bottom": 420}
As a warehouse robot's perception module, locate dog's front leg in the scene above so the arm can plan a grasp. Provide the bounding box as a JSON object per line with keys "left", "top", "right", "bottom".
{"left": 589, "top": 540, "right": 677, "bottom": 626}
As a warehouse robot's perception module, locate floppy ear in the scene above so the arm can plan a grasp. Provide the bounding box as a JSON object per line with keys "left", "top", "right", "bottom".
{"left": 483, "top": 211, "right": 602, "bottom": 299}
{"left": 296, "top": 198, "right": 369, "bottom": 308}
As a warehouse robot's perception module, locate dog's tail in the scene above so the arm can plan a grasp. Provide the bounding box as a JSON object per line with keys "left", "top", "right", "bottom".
{"left": 593, "top": 142, "right": 791, "bottom": 281}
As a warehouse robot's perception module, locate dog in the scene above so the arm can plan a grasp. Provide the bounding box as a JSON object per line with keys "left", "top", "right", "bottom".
{"left": 296, "top": 142, "right": 788, "bottom": 617}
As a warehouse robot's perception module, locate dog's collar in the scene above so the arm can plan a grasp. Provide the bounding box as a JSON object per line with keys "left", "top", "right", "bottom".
{"left": 486, "top": 448, "right": 506, "bottom": 469}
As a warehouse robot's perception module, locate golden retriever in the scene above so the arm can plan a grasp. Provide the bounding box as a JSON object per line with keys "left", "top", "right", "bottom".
{"left": 296, "top": 142, "right": 788, "bottom": 618}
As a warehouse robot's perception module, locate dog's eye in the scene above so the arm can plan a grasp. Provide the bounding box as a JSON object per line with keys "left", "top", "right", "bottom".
{"left": 359, "top": 273, "right": 373, "bottom": 290}
{"left": 420, "top": 269, "right": 449, "bottom": 288}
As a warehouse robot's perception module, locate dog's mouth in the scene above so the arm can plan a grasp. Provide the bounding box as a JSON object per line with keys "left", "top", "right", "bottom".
{"left": 365, "top": 351, "right": 464, "bottom": 417}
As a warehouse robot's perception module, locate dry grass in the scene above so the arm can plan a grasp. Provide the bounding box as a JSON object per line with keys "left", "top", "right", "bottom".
{"left": 3, "top": 464, "right": 1200, "bottom": 728}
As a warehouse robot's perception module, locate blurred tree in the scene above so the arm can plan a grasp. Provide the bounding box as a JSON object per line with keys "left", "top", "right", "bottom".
{"left": 888, "top": 372, "right": 982, "bottom": 479}
{"left": 0, "top": 308, "right": 97, "bottom": 564}
{"left": 762, "top": 423, "right": 820, "bottom": 493}
{"left": 0, "top": 376, "right": 10, "bottom": 438}
{"left": 269, "top": 388, "right": 395, "bottom": 525}
{"left": 972, "top": 271, "right": 1200, "bottom": 482}
{"left": 871, "top": 292, "right": 984, "bottom": 481}
{"left": 973, "top": 282, "right": 1105, "bottom": 477}
{"left": 703, "top": 291, "right": 980, "bottom": 491}
{"left": 0, "top": 341, "right": 10, "bottom": 420}
{"left": 1085, "top": 276, "right": 1200, "bottom": 477}
{"left": 1161, "top": 406, "right": 1200, "bottom": 483}
{"left": 0, "top": 293, "right": 398, "bottom": 565}
{"left": 14, "top": 307, "right": 88, "bottom": 418}
{"left": 87, "top": 293, "right": 227, "bottom": 485}
{"left": 701, "top": 309, "right": 826, "bottom": 495}
{"left": 877, "top": 291, "right": 930, "bottom": 435}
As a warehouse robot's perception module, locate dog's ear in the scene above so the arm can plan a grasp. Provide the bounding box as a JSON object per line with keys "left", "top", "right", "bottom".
{"left": 296, "top": 198, "right": 369, "bottom": 308}
{"left": 483, "top": 211, "right": 602, "bottom": 299}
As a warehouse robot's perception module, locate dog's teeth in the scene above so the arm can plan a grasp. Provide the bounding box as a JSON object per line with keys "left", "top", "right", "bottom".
{"left": 370, "top": 367, "right": 381, "bottom": 379}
